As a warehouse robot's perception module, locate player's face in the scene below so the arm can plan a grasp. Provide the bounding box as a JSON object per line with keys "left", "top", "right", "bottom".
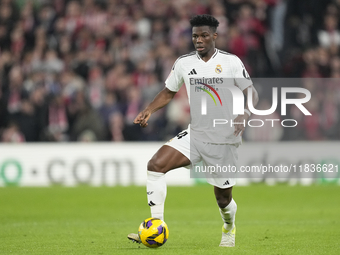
{"left": 192, "top": 26, "right": 217, "bottom": 58}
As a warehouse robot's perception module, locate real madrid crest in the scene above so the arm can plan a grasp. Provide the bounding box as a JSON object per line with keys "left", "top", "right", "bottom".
{"left": 215, "top": 64, "right": 222, "bottom": 74}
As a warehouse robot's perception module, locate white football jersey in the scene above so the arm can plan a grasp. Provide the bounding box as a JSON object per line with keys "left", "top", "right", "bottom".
{"left": 165, "top": 49, "right": 252, "bottom": 144}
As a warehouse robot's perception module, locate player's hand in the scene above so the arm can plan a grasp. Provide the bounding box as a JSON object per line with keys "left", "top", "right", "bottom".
{"left": 133, "top": 109, "right": 151, "bottom": 128}
{"left": 233, "top": 114, "right": 249, "bottom": 137}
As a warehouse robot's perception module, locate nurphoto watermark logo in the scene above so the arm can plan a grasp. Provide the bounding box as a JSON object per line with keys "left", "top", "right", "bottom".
{"left": 188, "top": 78, "right": 340, "bottom": 181}
{"left": 192, "top": 78, "right": 311, "bottom": 128}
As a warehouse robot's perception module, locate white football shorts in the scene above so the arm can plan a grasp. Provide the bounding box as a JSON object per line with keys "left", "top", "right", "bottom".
{"left": 165, "top": 129, "right": 238, "bottom": 189}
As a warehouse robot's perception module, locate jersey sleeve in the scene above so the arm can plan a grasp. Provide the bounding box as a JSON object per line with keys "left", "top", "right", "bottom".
{"left": 165, "top": 58, "right": 184, "bottom": 92}
{"left": 233, "top": 56, "right": 253, "bottom": 91}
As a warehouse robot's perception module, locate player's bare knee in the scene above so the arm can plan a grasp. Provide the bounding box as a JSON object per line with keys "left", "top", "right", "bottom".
{"left": 215, "top": 187, "right": 233, "bottom": 208}
{"left": 216, "top": 198, "right": 231, "bottom": 208}
{"left": 216, "top": 193, "right": 232, "bottom": 208}
{"left": 147, "top": 158, "right": 165, "bottom": 173}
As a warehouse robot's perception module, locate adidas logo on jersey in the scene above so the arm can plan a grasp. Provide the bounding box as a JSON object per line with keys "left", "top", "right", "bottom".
{"left": 188, "top": 69, "right": 197, "bottom": 75}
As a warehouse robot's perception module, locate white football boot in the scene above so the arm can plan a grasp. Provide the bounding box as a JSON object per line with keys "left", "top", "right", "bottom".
{"left": 127, "top": 233, "right": 141, "bottom": 244}
{"left": 219, "top": 225, "right": 236, "bottom": 247}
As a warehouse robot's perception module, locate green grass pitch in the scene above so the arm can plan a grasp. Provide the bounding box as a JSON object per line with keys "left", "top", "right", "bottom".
{"left": 1, "top": 184, "right": 339, "bottom": 255}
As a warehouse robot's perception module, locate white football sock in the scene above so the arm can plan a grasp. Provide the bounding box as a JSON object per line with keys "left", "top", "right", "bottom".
{"left": 219, "top": 199, "right": 237, "bottom": 231}
{"left": 146, "top": 170, "right": 167, "bottom": 221}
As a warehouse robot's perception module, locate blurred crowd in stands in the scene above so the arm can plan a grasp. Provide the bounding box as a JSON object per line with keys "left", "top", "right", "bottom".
{"left": 0, "top": 0, "right": 339, "bottom": 142}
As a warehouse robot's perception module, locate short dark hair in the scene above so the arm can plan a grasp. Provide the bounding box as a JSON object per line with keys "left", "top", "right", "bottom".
{"left": 189, "top": 14, "right": 219, "bottom": 32}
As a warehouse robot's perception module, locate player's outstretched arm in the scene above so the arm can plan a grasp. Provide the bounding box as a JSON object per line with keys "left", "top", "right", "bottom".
{"left": 133, "top": 87, "right": 176, "bottom": 128}
{"left": 233, "top": 84, "right": 259, "bottom": 136}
